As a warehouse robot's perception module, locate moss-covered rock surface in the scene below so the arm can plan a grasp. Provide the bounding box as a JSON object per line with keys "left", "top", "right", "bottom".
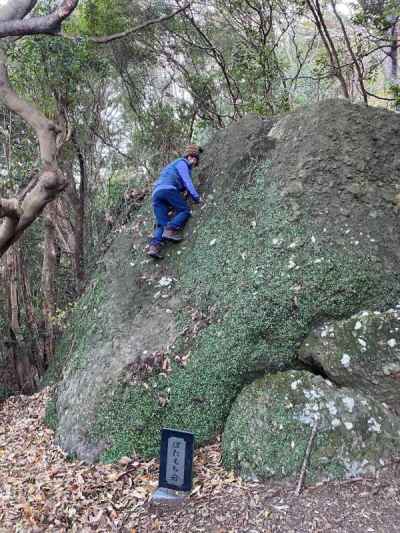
{"left": 299, "top": 308, "right": 400, "bottom": 411}
{"left": 52, "top": 100, "right": 400, "bottom": 475}
{"left": 222, "top": 370, "right": 400, "bottom": 482}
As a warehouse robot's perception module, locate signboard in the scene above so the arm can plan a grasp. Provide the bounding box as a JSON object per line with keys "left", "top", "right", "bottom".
{"left": 159, "top": 428, "right": 194, "bottom": 492}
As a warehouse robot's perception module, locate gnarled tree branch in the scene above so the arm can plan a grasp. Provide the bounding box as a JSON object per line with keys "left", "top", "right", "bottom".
{"left": 0, "top": 0, "right": 78, "bottom": 38}
{"left": 0, "top": 1, "right": 38, "bottom": 23}
{"left": 0, "top": 46, "right": 67, "bottom": 255}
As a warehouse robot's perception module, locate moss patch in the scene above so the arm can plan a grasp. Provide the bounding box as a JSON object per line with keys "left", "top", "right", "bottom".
{"left": 44, "top": 397, "right": 59, "bottom": 431}
{"left": 43, "top": 275, "right": 106, "bottom": 387}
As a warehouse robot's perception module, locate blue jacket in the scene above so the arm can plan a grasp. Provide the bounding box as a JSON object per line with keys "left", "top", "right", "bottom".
{"left": 152, "top": 158, "right": 200, "bottom": 202}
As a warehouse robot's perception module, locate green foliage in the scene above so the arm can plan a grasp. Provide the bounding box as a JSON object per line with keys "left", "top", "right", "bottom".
{"left": 93, "top": 384, "right": 162, "bottom": 462}
{"left": 131, "top": 101, "right": 194, "bottom": 173}
{"left": 351, "top": 0, "right": 400, "bottom": 110}
{"left": 390, "top": 83, "right": 400, "bottom": 107}
{"left": 86, "top": 171, "right": 147, "bottom": 262}
{"left": 9, "top": 36, "right": 107, "bottom": 115}
{"left": 353, "top": 0, "right": 400, "bottom": 32}
{"left": 230, "top": 40, "right": 283, "bottom": 114}
{"left": 2, "top": 27, "right": 109, "bottom": 201}
{"left": 95, "top": 174, "right": 131, "bottom": 211}
{"left": 76, "top": 0, "right": 130, "bottom": 37}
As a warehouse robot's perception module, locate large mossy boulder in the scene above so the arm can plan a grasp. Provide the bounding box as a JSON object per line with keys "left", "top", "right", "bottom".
{"left": 299, "top": 308, "right": 400, "bottom": 411}
{"left": 222, "top": 370, "right": 400, "bottom": 482}
{"left": 51, "top": 100, "right": 400, "bottom": 466}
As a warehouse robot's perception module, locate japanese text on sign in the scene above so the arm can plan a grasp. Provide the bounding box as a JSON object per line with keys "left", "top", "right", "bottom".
{"left": 165, "top": 436, "right": 186, "bottom": 488}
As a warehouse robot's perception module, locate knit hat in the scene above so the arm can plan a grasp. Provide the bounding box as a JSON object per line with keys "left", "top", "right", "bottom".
{"left": 183, "top": 144, "right": 203, "bottom": 158}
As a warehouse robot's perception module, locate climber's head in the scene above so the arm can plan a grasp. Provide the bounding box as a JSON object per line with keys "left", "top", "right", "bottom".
{"left": 183, "top": 144, "right": 203, "bottom": 167}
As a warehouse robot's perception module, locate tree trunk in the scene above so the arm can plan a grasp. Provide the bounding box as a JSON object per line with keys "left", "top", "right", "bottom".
{"left": 305, "top": 0, "right": 350, "bottom": 99}
{"left": 389, "top": 19, "right": 399, "bottom": 110}
{"left": 5, "top": 246, "right": 39, "bottom": 393}
{"left": 20, "top": 248, "right": 46, "bottom": 374}
{"left": 75, "top": 137, "right": 86, "bottom": 292}
{"left": 331, "top": 0, "right": 368, "bottom": 104}
{"left": 41, "top": 204, "right": 57, "bottom": 366}
{"left": 57, "top": 152, "right": 85, "bottom": 294}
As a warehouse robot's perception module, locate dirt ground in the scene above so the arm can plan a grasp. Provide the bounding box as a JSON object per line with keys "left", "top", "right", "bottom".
{"left": 1, "top": 389, "right": 399, "bottom": 532}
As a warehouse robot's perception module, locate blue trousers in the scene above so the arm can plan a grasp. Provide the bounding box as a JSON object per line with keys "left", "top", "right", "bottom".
{"left": 150, "top": 188, "right": 191, "bottom": 245}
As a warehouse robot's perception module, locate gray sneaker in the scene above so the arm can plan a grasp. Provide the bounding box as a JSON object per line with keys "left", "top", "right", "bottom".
{"left": 147, "top": 244, "right": 163, "bottom": 259}
{"left": 162, "top": 228, "right": 184, "bottom": 242}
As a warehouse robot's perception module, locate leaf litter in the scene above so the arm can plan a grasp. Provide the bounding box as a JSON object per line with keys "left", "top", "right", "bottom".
{"left": 1, "top": 389, "right": 400, "bottom": 532}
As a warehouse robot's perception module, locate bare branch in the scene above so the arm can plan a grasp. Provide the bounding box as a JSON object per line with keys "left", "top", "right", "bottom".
{"left": 331, "top": 0, "right": 368, "bottom": 104}
{"left": 295, "top": 419, "right": 319, "bottom": 496}
{"left": 58, "top": 3, "right": 191, "bottom": 44}
{"left": 183, "top": 8, "right": 242, "bottom": 118}
{"left": 305, "top": 0, "right": 350, "bottom": 99}
{"left": 288, "top": 29, "right": 318, "bottom": 93}
{"left": 365, "top": 90, "right": 396, "bottom": 101}
{"left": 89, "top": 125, "right": 133, "bottom": 161}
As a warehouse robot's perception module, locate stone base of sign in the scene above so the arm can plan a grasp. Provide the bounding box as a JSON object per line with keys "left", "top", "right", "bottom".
{"left": 150, "top": 487, "right": 189, "bottom": 507}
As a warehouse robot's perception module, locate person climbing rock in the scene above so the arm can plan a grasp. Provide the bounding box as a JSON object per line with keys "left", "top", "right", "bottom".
{"left": 147, "top": 144, "right": 203, "bottom": 259}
